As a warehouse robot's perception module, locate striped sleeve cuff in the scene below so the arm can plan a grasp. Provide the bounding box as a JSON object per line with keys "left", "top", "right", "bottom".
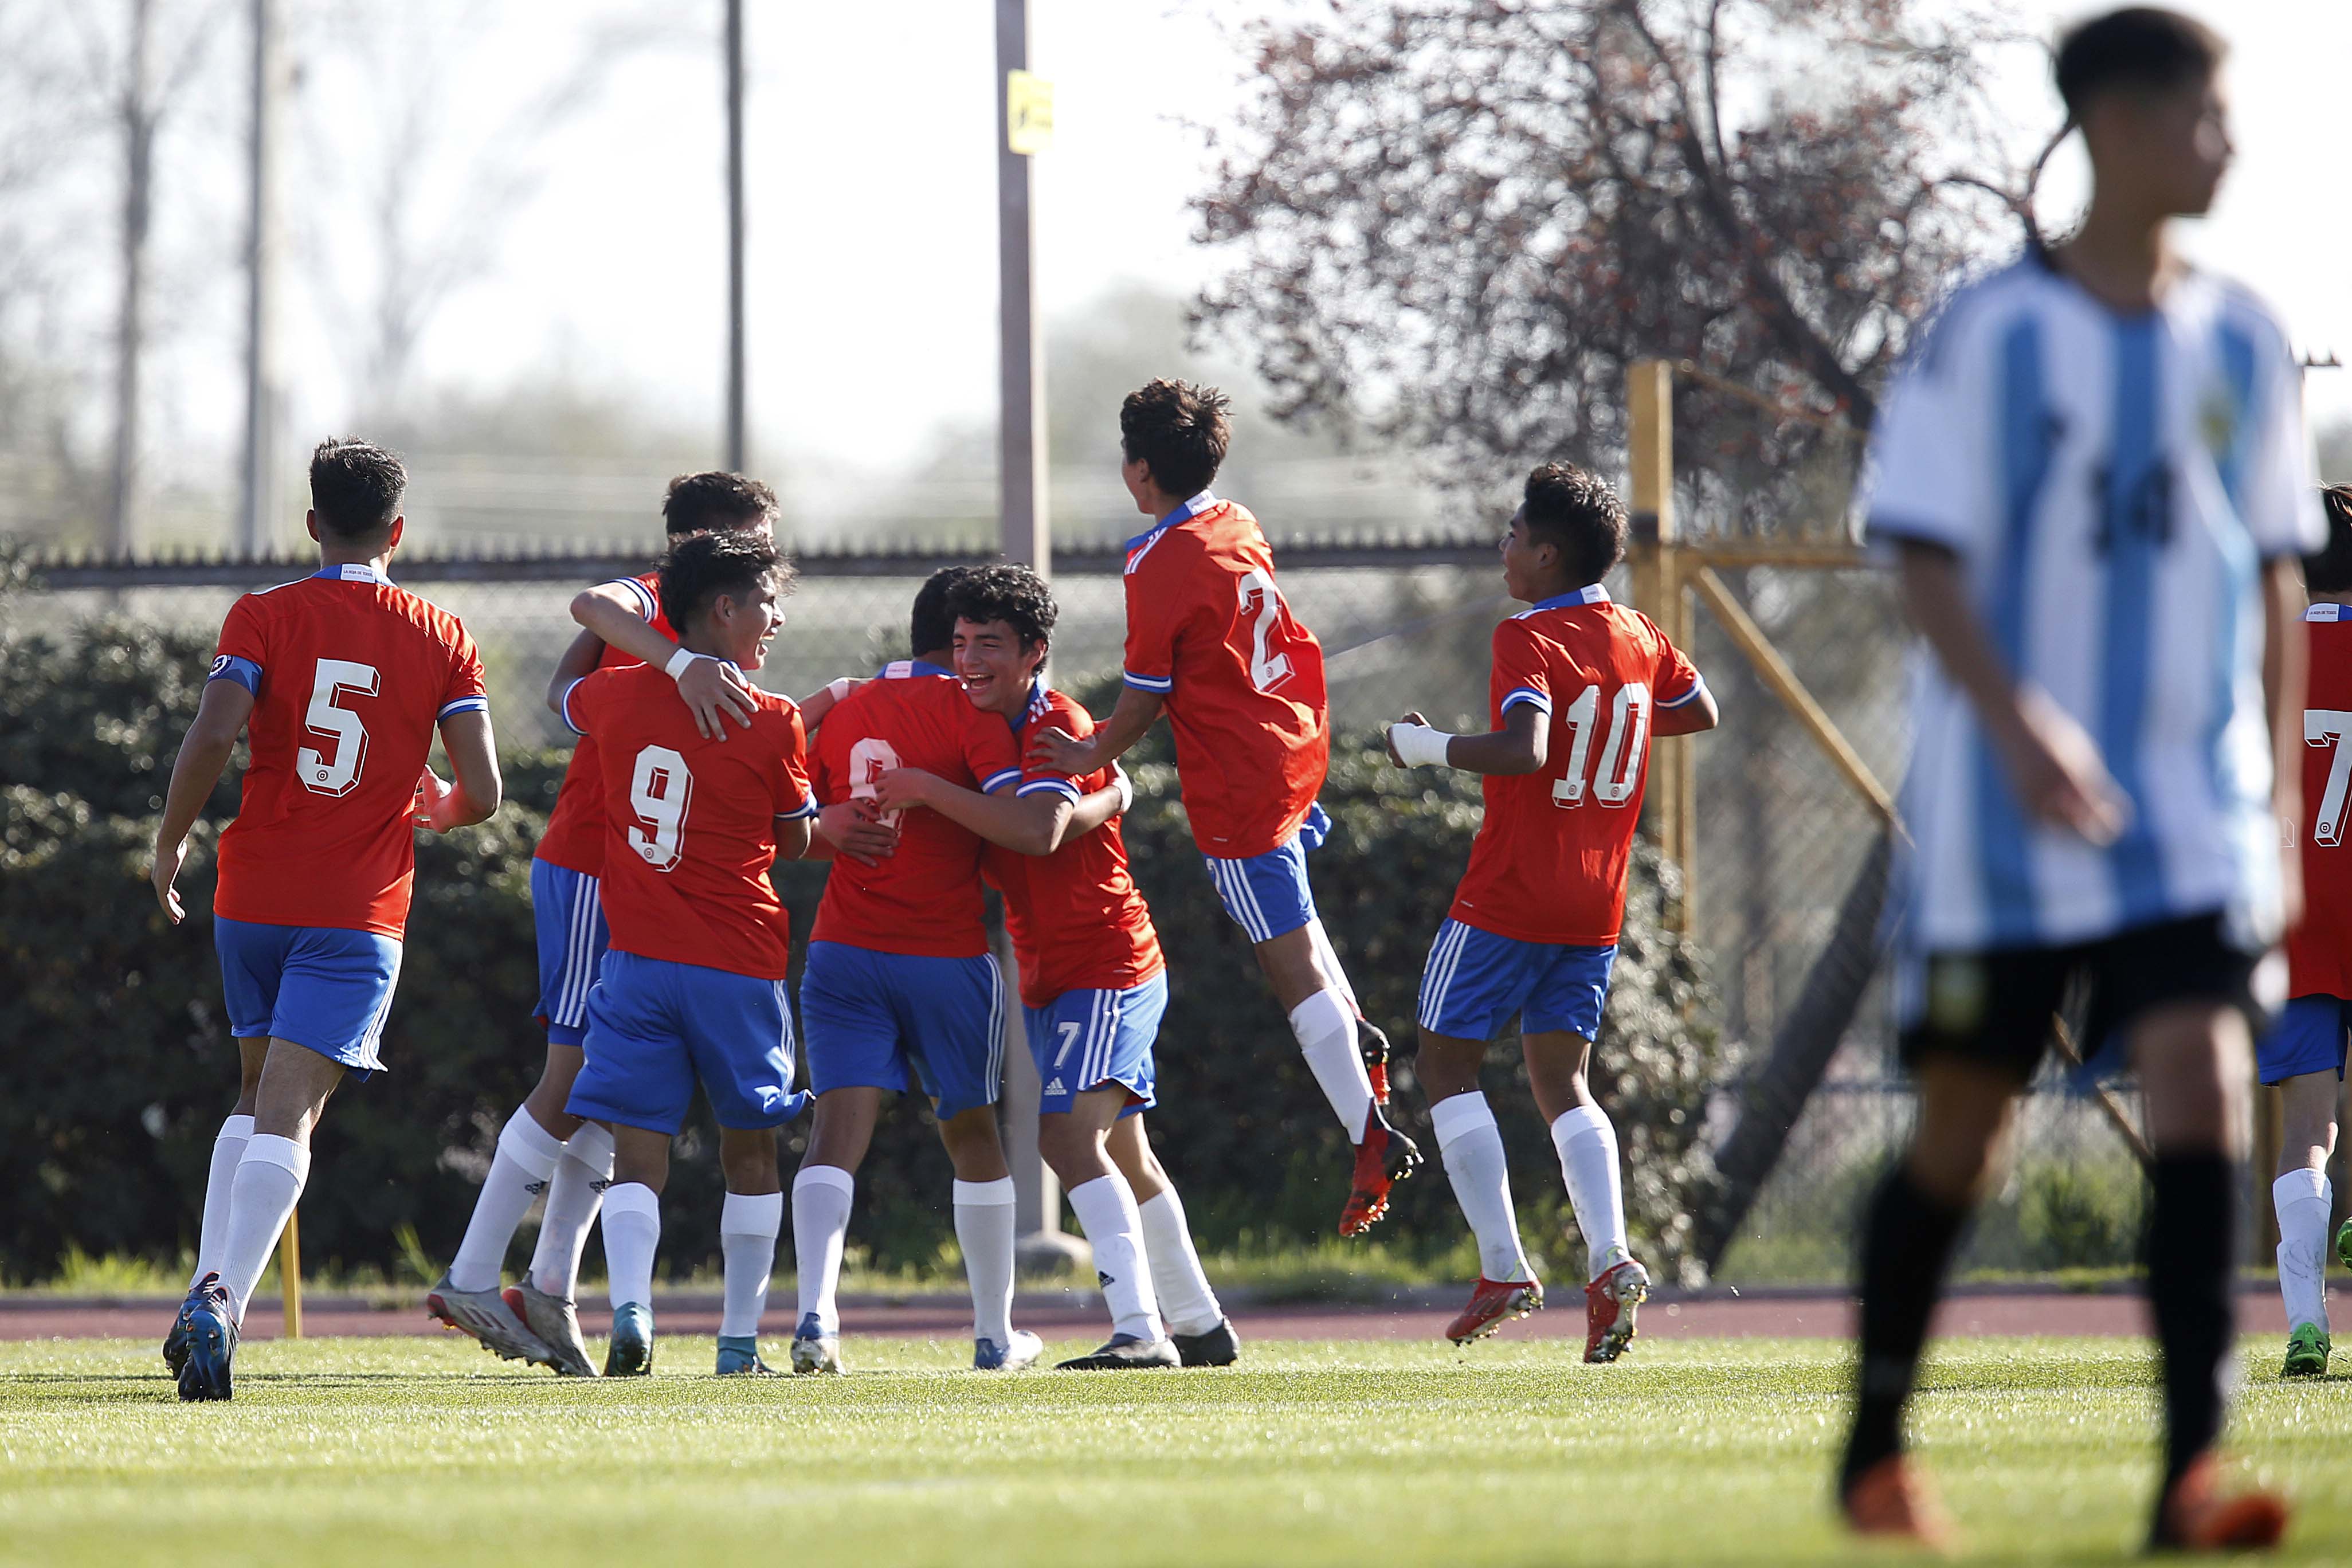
{"left": 1017, "top": 777, "right": 1083, "bottom": 801}
{"left": 437, "top": 695, "right": 490, "bottom": 720}
{"left": 1659, "top": 676, "right": 1708, "bottom": 710}
{"left": 207, "top": 654, "right": 262, "bottom": 695}
{"left": 558, "top": 678, "right": 589, "bottom": 736}
{"left": 981, "top": 767, "right": 1023, "bottom": 795}
{"left": 776, "top": 793, "right": 820, "bottom": 822}
{"left": 606, "top": 576, "right": 659, "bottom": 621}
{"left": 1499, "top": 686, "right": 1551, "bottom": 718}
{"left": 1122, "top": 669, "right": 1174, "bottom": 693}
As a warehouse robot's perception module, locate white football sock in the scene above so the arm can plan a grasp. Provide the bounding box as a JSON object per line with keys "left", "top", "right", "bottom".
{"left": 1137, "top": 1189, "right": 1224, "bottom": 1337}
{"left": 1289, "top": 988, "right": 1374, "bottom": 1144}
{"left": 791, "top": 1165, "right": 854, "bottom": 1334}
{"left": 1432, "top": 1092, "right": 1531, "bottom": 1282}
{"left": 954, "top": 1176, "right": 1017, "bottom": 1346}
{"left": 1304, "top": 919, "right": 1361, "bottom": 1013}
{"left": 193, "top": 1114, "right": 253, "bottom": 1285}
{"left": 528, "top": 1121, "right": 614, "bottom": 1299}
{"left": 1066, "top": 1173, "right": 1162, "bottom": 1342}
{"left": 448, "top": 1110, "right": 566, "bottom": 1292}
{"left": 1550, "top": 1104, "right": 1628, "bottom": 1280}
{"left": 601, "top": 1182, "right": 661, "bottom": 1311}
{"left": 219, "top": 1134, "right": 309, "bottom": 1323}
{"left": 719, "top": 1190, "right": 784, "bottom": 1339}
{"left": 2274, "top": 1167, "right": 2333, "bottom": 1334}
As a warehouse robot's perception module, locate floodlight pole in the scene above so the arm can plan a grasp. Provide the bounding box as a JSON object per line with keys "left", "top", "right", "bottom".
{"left": 723, "top": 0, "right": 747, "bottom": 472}
{"left": 237, "top": 0, "right": 284, "bottom": 558}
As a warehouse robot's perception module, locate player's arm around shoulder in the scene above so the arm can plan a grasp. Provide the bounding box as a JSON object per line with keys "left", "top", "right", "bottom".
{"left": 570, "top": 577, "right": 756, "bottom": 740}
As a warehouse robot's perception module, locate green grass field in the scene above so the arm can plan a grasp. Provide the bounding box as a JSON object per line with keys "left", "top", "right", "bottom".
{"left": 2, "top": 1334, "right": 2345, "bottom": 1566}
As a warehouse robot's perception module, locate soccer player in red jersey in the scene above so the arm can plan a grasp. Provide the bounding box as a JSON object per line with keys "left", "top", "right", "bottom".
{"left": 874, "top": 565, "right": 1240, "bottom": 1370}
{"left": 151, "top": 439, "right": 503, "bottom": 1401}
{"left": 1029, "top": 379, "right": 1418, "bottom": 1237}
{"left": 555, "top": 528, "right": 821, "bottom": 1377}
{"left": 789, "top": 569, "right": 1078, "bottom": 1374}
{"left": 1387, "top": 464, "right": 1716, "bottom": 1359}
{"left": 2263, "top": 484, "right": 2352, "bottom": 1379}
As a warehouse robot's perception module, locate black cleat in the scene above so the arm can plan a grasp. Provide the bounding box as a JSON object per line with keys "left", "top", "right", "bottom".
{"left": 176, "top": 1274, "right": 238, "bottom": 1402}
{"left": 1339, "top": 1107, "right": 1422, "bottom": 1237}
{"left": 1170, "top": 1318, "right": 1241, "bottom": 1367}
{"left": 162, "top": 1304, "right": 191, "bottom": 1376}
{"left": 1055, "top": 1334, "right": 1182, "bottom": 1371}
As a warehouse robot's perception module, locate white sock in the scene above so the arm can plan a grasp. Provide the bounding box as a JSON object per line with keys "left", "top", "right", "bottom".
{"left": 1304, "top": 919, "right": 1361, "bottom": 1014}
{"left": 193, "top": 1114, "right": 253, "bottom": 1285}
{"left": 1550, "top": 1105, "right": 1628, "bottom": 1281}
{"left": 954, "top": 1176, "right": 1017, "bottom": 1346}
{"left": 719, "top": 1190, "right": 784, "bottom": 1339}
{"left": 792, "top": 1165, "right": 854, "bottom": 1335}
{"left": 2275, "top": 1167, "right": 2333, "bottom": 1334}
{"left": 1137, "top": 1189, "right": 1224, "bottom": 1336}
{"left": 448, "top": 1110, "right": 566, "bottom": 1292}
{"left": 219, "top": 1134, "right": 309, "bottom": 1323}
{"left": 601, "top": 1182, "right": 661, "bottom": 1312}
{"left": 1433, "top": 1092, "right": 1531, "bottom": 1282}
{"left": 1066, "top": 1173, "right": 1162, "bottom": 1342}
{"left": 528, "top": 1122, "right": 614, "bottom": 1299}
{"left": 1289, "top": 989, "right": 1374, "bottom": 1143}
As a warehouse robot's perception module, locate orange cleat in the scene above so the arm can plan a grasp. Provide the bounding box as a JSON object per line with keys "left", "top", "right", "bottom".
{"left": 2153, "top": 1453, "right": 2288, "bottom": 1552}
{"left": 1445, "top": 1276, "right": 1543, "bottom": 1345}
{"left": 1582, "top": 1256, "right": 1650, "bottom": 1363}
{"left": 1337, "top": 1108, "right": 1421, "bottom": 1237}
{"left": 1841, "top": 1455, "right": 1957, "bottom": 1553}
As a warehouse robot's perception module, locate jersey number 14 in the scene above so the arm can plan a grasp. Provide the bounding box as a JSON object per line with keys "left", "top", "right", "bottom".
{"left": 1552, "top": 682, "right": 1651, "bottom": 809}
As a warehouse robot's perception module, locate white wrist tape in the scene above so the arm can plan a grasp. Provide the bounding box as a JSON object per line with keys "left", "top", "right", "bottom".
{"left": 664, "top": 646, "right": 700, "bottom": 681}
{"left": 826, "top": 677, "right": 853, "bottom": 704}
{"left": 1111, "top": 764, "right": 1135, "bottom": 814}
{"left": 1390, "top": 722, "right": 1455, "bottom": 768}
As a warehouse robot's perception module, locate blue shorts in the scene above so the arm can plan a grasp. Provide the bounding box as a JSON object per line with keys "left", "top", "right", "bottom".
{"left": 2258, "top": 995, "right": 2351, "bottom": 1086}
{"left": 799, "top": 942, "right": 1005, "bottom": 1120}
{"left": 1416, "top": 919, "right": 1617, "bottom": 1042}
{"left": 567, "top": 951, "right": 807, "bottom": 1135}
{"left": 1025, "top": 972, "right": 1167, "bottom": 1119}
{"left": 531, "top": 860, "right": 609, "bottom": 1046}
{"left": 1203, "top": 803, "right": 1330, "bottom": 944}
{"left": 214, "top": 917, "right": 403, "bottom": 1075}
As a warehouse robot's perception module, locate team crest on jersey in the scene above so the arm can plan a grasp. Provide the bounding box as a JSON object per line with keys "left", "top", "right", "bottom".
{"left": 2199, "top": 381, "right": 2243, "bottom": 463}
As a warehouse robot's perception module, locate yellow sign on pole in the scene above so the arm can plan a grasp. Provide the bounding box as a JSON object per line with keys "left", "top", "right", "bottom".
{"left": 1008, "top": 69, "right": 1054, "bottom": 155}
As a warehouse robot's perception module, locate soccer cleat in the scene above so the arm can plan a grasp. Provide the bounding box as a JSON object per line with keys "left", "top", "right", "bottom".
{"left": 1171, "top": 1318, "right": 1242, "bottom": 1368}
{"left": 973, "top": 1328, "right": 1044, "bottom": 1371}
{"left": 2151, "top": 1453, "right": 2289, "bottom": 1552}
{"left": 604, "top": 1302, "right": 655, "bottom": 1377}
{"left": 162, "top": 1302, "right": 191, "bottom": 1377}
{"left": 175, "top": 1273, "right": 238, "bottom": 1404}
{"left": 1583, "top": 1256, "right": 1649, "bottom": 1363}
{"left": 2282, "top": 1323, "right": 2331, "bottom": 1379}
{"left": 1445, "top": 1276, "right": 1545, "bottom": 1346}
{"left": 1355, "top": 1017, "right": 1393, "bottom": 1107}
{"left": 505, "top": 1283, "right": 597, "bottom": 1378}
{"left": 1055, "top": 1334, "right": 1182, "bottom": 1371}
{"left": 1337, "top": 1107, "right": 1422, "bottom": 1237}
{"left": 715, "top": 1335, "right": 779, "bottom": 1376}
{"left": 789, "top": 1313, "right": 845, "bottom": 1376}
{"left": 1841, "top": 1455, "right": 1956, "bottom": 1551}
{"left": 2337, "top": 1214, "right": 2352, "bottom": 1273}
{"left": 426, "top": 1273, "right": 556, "bottom": 1367}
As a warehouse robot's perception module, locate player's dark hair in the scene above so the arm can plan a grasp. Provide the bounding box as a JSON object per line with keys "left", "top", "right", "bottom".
{"left": 910, "top": 565, "right": 976, "bottom": 660}
{"left": 1119, "top": 378, "right": 1231, "bottom": 499}
{"left": 2307, "top": 487, "right": 2352, "bottom": 596}
{"left": 948, "top": 562, "right": 1057, "bottom": 659}
{"left": 2054, "top": 7, "right": 2225, "bottom": 122}
{"left": 662, "top": 471, "right": 778, "bottom": 536}
{"left": 657, "top": 527, "right": 792, "bottom": 630}
{"left": 308, "top": 437, "right": 406, "bottom": 539}
{"left": 1522, "top": 462, "right": 1626, "bottom": 586}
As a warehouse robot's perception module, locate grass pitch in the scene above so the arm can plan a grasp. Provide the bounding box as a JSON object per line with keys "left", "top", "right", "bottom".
{"left": 1, "top": 1334, "right": 2346, "bottom": 1566}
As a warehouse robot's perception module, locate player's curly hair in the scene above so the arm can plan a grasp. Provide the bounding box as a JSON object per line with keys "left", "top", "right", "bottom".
{"left": 658, "top": 527, "right": 793, "bottom": 630}
{"left": 662, "top": 471, "right": 779, "bottom": 536}
{"left": 2055, "top": 7, "right": 2224, "bottom": 123}
{"left": 1522, "top": 462, "right": 1626, "bottom": 586}
{"left": 2308, "top": 486, "right": 2352, "bottom": 596}
{"left": 910, "top": 565, "right": 977, "bottom": 660}
{"left": 947, "top": 563, "right": 1057, "bottom": 659}
{"left": 309, "top": 437, "right": 406, "bottom": 539}
{"left": 1119, "top": 378, "right": 1231, "bottom": 499}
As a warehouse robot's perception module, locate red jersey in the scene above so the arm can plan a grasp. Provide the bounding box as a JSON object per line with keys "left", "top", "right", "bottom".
{"left": 536, "top": 574, "right": 671, "bottom": 875}
{"left": 807, "top": 660, "right": 1025, "bottom": 958}
{"left": 560, "top": 661, "right": 815, "bottom": 981}
{"left": 1122, "top": 492, "right": 1330, "bottom": 858}
{"left": 1448, "top": 586, "right": 1704, "bottom": 946}
{"left": 983, "top": 684, "right": 1166, "bottom": 1008}
{"left": 209, "top": 564, "right": 488, "bottom": 938}
{"left": 2288, "top": 605, "right": 2352, "bottom": 998}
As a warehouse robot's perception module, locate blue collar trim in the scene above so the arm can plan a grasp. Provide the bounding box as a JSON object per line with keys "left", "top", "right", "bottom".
{"left": 1531, "top": 583, "right": 1610, "bottom": 611}
{"left": 1123, "top": 489, "right": 1218, "bottom": 555}
{"left": 313, "top": 563, "right": 390, "bottom": 584}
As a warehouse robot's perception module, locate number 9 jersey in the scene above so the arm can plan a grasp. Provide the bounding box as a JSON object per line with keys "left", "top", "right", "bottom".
{"left": 1447, "top": 585, "right": 1704, "bottom": 947}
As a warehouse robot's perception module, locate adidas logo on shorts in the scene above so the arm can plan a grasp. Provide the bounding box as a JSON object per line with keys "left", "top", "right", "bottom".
{"left": 1044, "top": 1077, "right": 1065, "bottom": 1095}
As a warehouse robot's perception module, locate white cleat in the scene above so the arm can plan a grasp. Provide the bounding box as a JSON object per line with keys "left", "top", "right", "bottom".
{"left": 790, "top": 1312, "right": 845, "bottom": 1375}
{"left": 974, "top": 1328, "right": 1043, "bottom": 1371}
{"left": 426, "top": 1273, "right": 555, "bottom": 1367}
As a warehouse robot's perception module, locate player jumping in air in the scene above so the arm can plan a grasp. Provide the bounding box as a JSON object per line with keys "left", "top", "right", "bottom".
{"left": 555, "top": 529, "right": 821, "bottom": 1376}
{"left": 1843, "top": 9, "right": 2320, "bottom": 1550}
{"left": 1387, "top": 465, "right": 1715, "bottom": 1359}
{"left": 153, "top": 438, "right": 502, "bottom": 1401}
{"left": 2263, "top": 484, "right": 2352, "bottom": 1380}
{"left": 875, "top": 563, "right": 1241, "bottom": 1370}
{"left": 1029, "top": 379, "right": 1417, "bottom": 1236}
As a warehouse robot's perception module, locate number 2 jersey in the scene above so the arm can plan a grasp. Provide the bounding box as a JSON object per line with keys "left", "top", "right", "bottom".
{"left": 560, "top": 661, "right": 816, "bottom": 981}
{"left": 1448, "top": 585, "right": 1704, "bottom": 947}
{"left": 2288, "top": 603, "right": 2352, "bottom": 999}
{"left": 207, "top": 563, "right": 489, "bottom": 938}
{"left": 1121, "top": 492, "right": 1330, "bottom": 859}
{"left": 535, "top": 573, "right": 670, "bottom": 877}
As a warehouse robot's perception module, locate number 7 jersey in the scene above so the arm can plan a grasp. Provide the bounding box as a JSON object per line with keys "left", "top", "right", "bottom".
{"left": 1448, "top": 585, "right": 1704, "bottom": 946}
{"left": 2289, "top": 604, "right": 2352, "bottom": 998}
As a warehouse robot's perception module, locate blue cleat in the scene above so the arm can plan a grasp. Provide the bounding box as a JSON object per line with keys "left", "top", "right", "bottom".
{"left": 715, "top": 1335, "right": 778, "bottom": 1375}
{"left": 176, "top": 1273, "right": 238, "bottom": 1402}
{"left": 973, "top": 1328, "right": 1043, "bottom": 1371}
{"left": 789, "top": 1312, "right": 844, "bottom": 1375}
{"left": 605, "top": 1302, "right": 654, "bottom": 1377}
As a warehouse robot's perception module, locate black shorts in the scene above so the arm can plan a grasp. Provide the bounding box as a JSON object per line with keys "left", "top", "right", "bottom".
{"left": 1899, "top": 912, "right": 2270, "bottom": 1083}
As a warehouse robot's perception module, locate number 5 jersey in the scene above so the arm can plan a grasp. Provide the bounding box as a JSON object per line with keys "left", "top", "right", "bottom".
{"left": 207, "top": 563, "right": 488, "bottom": 938}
